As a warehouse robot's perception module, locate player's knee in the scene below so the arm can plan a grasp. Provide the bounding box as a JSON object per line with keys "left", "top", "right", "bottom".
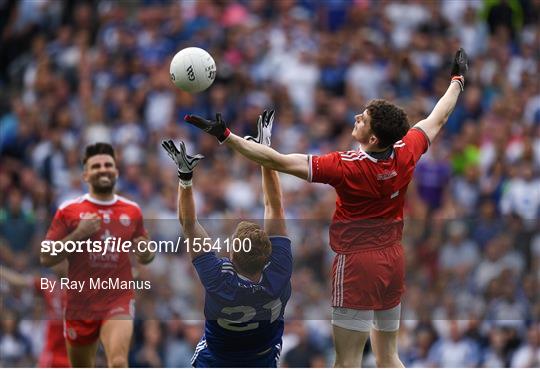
{"left": 109, "top": 355, "right": 128, "bottom": 368}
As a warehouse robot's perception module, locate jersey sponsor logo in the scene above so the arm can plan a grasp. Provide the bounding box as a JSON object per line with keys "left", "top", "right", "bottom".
{"left": 119, "top": 214, "right": 131, "bottom": 227}
{"left": 376, "top": 171, "right": 398, "bottom": 180}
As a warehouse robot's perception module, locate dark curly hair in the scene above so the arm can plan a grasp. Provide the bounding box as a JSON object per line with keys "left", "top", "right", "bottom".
{"left": 366, "top": 99, "right": 410, "bottom": 149}
{"left": 83, "top": 142, "right": 116, "bottom": 165}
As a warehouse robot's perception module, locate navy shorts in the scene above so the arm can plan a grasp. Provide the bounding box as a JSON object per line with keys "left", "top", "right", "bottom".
{"left": 191, "top": 338, "right": 282, "bottom": 368}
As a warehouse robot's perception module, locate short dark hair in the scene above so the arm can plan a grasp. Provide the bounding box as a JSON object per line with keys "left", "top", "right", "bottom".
{"left": 83, "top": 142, "right": 116, "bottom": 165}
{"left": 232, "top": 221, "right": 272, "bottom": 276}
{"left": 366, "top": 99, "right": 409, "bottom": 149}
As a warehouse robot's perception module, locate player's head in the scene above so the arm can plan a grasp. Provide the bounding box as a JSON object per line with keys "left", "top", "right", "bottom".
{"left": 82, "top": 142, "right": 118, "bottom": 194}
{"left": 231, "top": 221, "right": 272, "bottom": 277}
{"left": 352, "top": 99, "right": 409, "bottom": 150}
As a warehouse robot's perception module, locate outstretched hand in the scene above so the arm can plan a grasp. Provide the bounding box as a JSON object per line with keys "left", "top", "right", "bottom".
{"left": 450, "top": 48, "right": 468, "bottom": 91}
{"left": 184, "top": 113, "right": 230, "bottom": 143}
{"left": 245, "top": 109, "right": 275, "bottom": 147}
{"left": 451, "top": 48, "right": 468, "bottom": 78}
{"left": 161, "top": 139, "right": 204, "bottom": 181}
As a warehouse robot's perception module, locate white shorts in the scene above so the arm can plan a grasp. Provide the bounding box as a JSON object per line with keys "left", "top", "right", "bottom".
{"left": 331, "top": 303, "right": 401, "bottom": 332}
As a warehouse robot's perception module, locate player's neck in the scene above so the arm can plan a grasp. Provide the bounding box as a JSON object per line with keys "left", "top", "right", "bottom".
{"left": 232, "top": 260, "right": 263, "bottom": 283}
{"left": 238, "top": 270, "right": 262, "bottom": 283}
{"left": 362, "top": 143, "right": 389, "bottom": 153}
{"left": 88, "top": 190, "right": 115, "bottom": 202}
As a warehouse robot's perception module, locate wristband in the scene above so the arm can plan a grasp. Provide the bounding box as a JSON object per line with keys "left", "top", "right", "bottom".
{"left": 178, "top": 170, "right": 193, "bottom": 181}
{"left": 179, "top": 178, "right": 193, "bottom": 188}
{"left": 451, "top": 76, "right": 464, "bottom": 91}
{"left": 218, "top": 128, "right": 231, "bottom": 144}
{"left": 178, "top": 170, "right": 193, "bottom": 188}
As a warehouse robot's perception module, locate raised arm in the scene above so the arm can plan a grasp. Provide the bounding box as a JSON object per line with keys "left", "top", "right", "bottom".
{"left": 161, "top": 140, "right": 209, "bottom": 260}
{"left": 244, "top": 110, "right": 288, "bottom": 236}
{"left": 414, "top": 48, "right": 468, "bottom": 142}
{"left": 228, "top": 134, "right": 309, "bottom": 180}
{"left": 261, "top": 167, "right": 287, "bottom": 236}
{"left": 413, "top": 82, "right": 461, "bottom": 142}
{"left": 184, "top": 112, "right": 309, "bottom": 180}
{"left": 177, "top": 183, "right": 210, "bottom": 249}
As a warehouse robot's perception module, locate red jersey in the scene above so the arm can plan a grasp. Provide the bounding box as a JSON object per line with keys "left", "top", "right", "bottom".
{"left": 45, "top": 194, "right": 146, "bottom": 317}
{"left": 33, "top": 277, "right": 69, "bottom": 367}
{"left": 309, "top": 128, "right": 429, "bottom": 253}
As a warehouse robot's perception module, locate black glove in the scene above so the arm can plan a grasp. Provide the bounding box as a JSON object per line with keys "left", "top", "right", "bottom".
{"left": 184, "top": 113, "right": 231, "bottom": 144}
{"left": 450, "top": 48, "right": 468, "bottom": 91}
{"left": 161, "top": 139, "right": 204, "bottom": 182}
{"left": 244, "top": 109, "right": 275, "bottom": 147}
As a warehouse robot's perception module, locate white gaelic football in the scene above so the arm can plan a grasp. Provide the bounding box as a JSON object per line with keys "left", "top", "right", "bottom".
{"left": 170, "top": 47, "right": 216, "bottom": 93}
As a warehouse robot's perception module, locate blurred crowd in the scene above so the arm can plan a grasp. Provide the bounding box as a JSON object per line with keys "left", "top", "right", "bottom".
{"left": 1, "top": 0, "right": 540, "bottom": 367}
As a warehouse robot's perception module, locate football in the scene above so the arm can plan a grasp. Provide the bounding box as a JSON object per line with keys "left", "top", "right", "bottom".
{"left": 169, "top": 47, "right": 216, "bottom": 93}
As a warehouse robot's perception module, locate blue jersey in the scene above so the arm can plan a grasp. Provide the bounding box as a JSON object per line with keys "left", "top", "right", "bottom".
{"left": 192, "top": 236, "right": 292, "bottom": 363}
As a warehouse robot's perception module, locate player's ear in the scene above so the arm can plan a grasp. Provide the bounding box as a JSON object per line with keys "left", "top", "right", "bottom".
{"left": 82, "top": 165, "right": 90, "bottom": 183}
{"left": 369, "top": 133, "right": 379, "bottom": 146}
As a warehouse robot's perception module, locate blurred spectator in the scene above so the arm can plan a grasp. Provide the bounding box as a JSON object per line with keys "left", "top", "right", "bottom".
{"left": 511, "top": 323, "right": 540, "bottom": 368}
{"left": 472, "top": 198, "right": 502, "bottom": 249}
{"left": 163, "top": 320, "right": 202, "bottom": 368}
{"left": 404, "top": 325, "right": 438, "bottom": 367}
{"left": 500, "top": 160, "right": 540, "bottom": 225}
{"left": 482, "top": 326, "right": 512, "bottom": 367}
{"left": 483, "top": 0, "right": 523, "bottom": 40}
{"left": 439, "top": 220, "right": 480, "bottom": 274}
{"left": 0, "top": 189, "right": 35, "bottom": 252}
{"left": 428, "top": 321, "right": 481, "bottom": 367}
{"left": 282, "top": 320, "right": 326, "bottom": 367}
{"left": 414, "top": 145, "right": 451, "bottom": 211}
{"left": 0, "top": 310, "right": 32, "bottom": 367}
{"left": 132, "top": 320, "right": 165, "bottom": 367}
